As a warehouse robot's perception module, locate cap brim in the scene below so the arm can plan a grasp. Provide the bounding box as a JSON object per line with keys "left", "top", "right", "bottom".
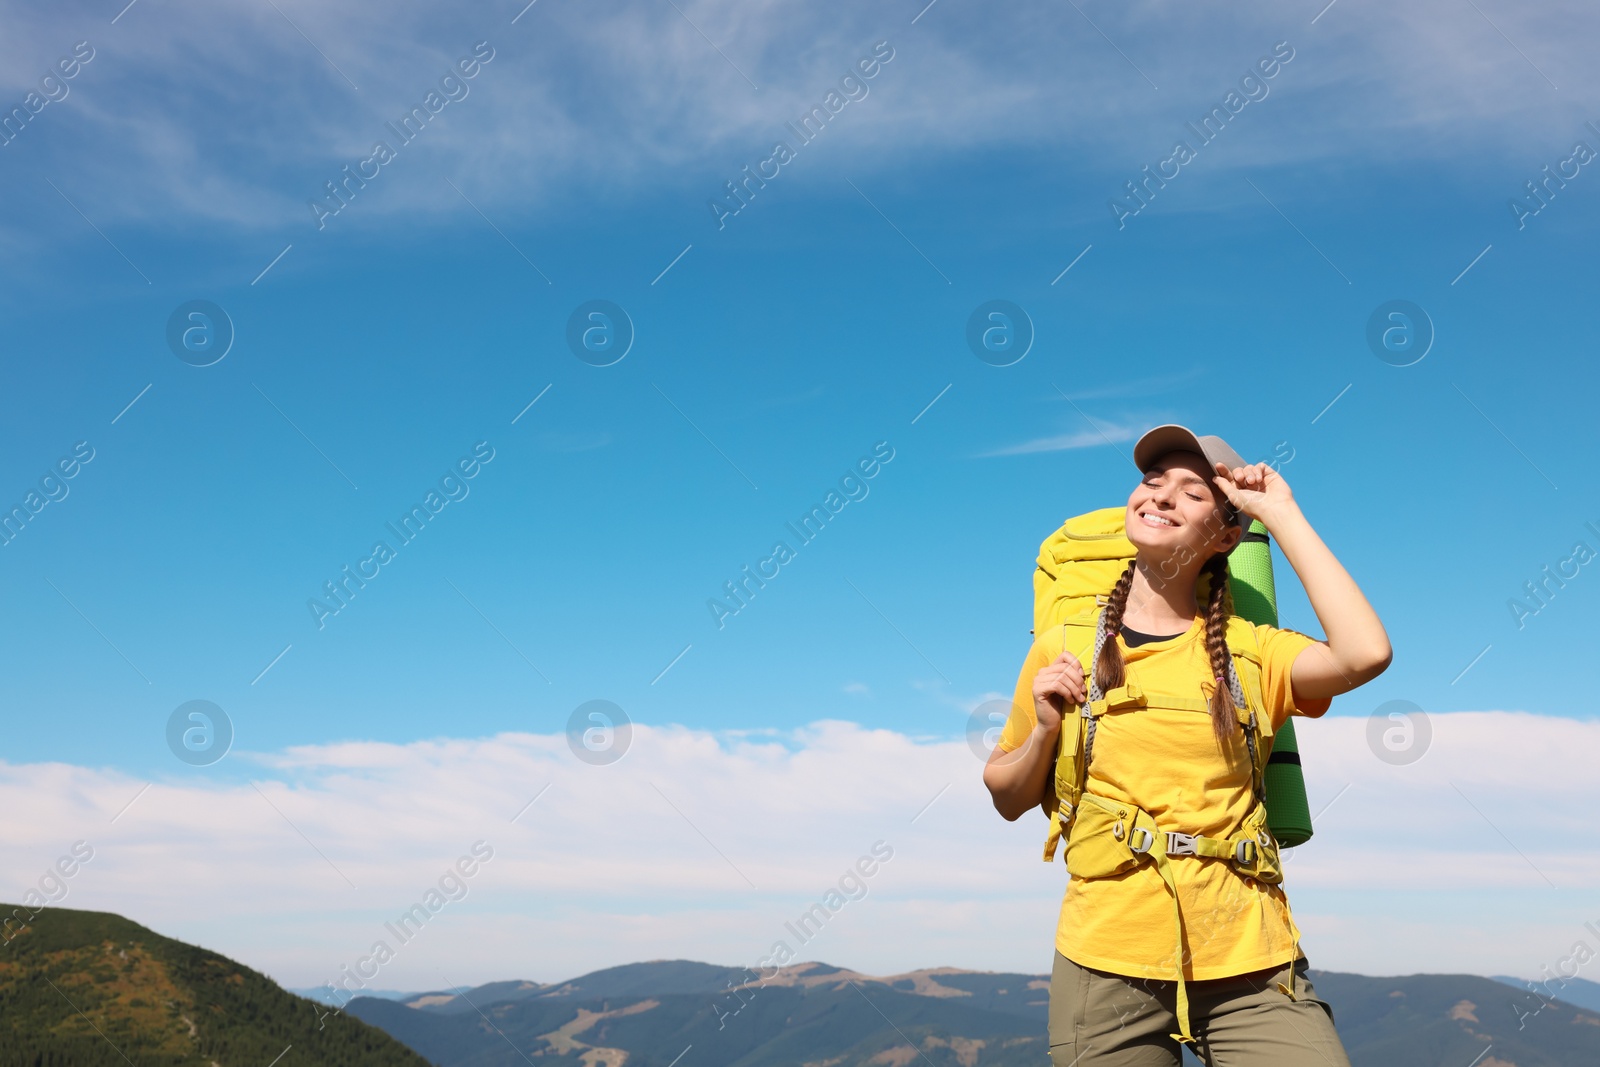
{"left": 1133, "top": 424, "right": 1206, "bottom": 473}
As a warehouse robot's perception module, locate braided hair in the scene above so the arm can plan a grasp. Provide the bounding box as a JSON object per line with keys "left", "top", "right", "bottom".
{"left": 1094, "top": 551, "right": 1240, "bottom": 750}
{"left": 1092, "top": 560, "right": 1139, "bottom": 696}
{"left": 1199, "top": 553, "right": 1240, "bottom": 747}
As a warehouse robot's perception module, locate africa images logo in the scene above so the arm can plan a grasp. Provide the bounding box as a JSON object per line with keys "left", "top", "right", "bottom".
{"left": 308, "top": 42, "right": 496, "bottom": 229}
{"left": 1109, "top": 41, "right": 1296, "bottom": 229}
{"left": 708, "top": 41, "right": 896, "bottom": 230}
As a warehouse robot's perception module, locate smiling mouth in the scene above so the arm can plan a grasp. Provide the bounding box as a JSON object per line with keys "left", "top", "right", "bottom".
{"left": 1138, "top": 511, "right": 1177, "bottom": 529}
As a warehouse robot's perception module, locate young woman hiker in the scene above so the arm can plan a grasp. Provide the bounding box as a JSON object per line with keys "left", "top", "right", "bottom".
{"left": 982, "top": 425, "right": 1391, "bottom": 1067}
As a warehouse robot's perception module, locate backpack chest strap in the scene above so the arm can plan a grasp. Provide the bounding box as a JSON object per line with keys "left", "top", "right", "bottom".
{"left": 1087, "top": 683, "right": 1147, "bottom": 716}
{"left": 1091, "top": 687, "right": 1216, "bottom": 716}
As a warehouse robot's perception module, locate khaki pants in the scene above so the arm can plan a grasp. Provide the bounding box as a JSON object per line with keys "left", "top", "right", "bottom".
{"left": 1048, "top": 952, "right": 1352, "bottom": 1067}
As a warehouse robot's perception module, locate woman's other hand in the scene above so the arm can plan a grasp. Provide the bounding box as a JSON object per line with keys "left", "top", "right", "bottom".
{"left": 1212, "top": 460, "right": 1297, "bottom": 528}
{"left": 1033, "top": 649, "right": 1087, "bottom": 733}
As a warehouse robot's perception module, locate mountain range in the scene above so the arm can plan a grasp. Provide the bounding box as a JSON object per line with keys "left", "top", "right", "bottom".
{"left": 346, "top": 959, "right": 1600, "bottom": 1067}
{"left": 5, "top": 904, "right": 1597, "bottom": 1067}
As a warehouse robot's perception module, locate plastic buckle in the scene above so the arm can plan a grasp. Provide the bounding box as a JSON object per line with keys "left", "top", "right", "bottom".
{"left": 1165, "top": 831, "right": 1199, "bottom": 856}
{"left": 1235, "top": 839, "right": 1257, "bottom": 865}
{"left": 1128, "top": 827, "right": 1155, "bottom": 854}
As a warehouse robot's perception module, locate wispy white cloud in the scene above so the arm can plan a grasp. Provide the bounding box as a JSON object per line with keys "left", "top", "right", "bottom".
{"left": 0, "top": 0, "right": 1596, "bottom": 243}
{"left": 978, "top": 418, "right": 1146, "bottom": 457}
{"left": 3, "top": 711, "right": 1596, "bottom": 988}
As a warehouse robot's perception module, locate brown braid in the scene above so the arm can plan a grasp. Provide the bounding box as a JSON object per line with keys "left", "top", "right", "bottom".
{"left": 1201, "top": 554, "right": 1239, "bottom": 747}
{"left": 1093, "top": 560, "right": 1138, "bottom": 697}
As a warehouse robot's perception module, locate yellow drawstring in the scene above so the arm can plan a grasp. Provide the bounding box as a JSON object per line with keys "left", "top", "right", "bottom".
{"left": 1131, "top": 813, "right": 1199, "bottom": 1047}
{"left": 1277, "top": 895, "right": 1303, "bottom": 1001}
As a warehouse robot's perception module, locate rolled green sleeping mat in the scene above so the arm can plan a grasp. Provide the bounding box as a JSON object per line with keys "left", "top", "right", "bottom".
{"left": 1227, "top": 519, "right": 1313, "bottom": 847}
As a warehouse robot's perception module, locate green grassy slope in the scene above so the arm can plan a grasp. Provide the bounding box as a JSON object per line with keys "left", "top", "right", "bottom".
{"left": 0, "top": 904, "right": 432, "bottom": 1067}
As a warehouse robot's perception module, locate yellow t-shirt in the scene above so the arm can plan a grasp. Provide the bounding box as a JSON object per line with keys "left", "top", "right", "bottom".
{"left": 997, "top": 616, "right": 1331, "bottom": 982}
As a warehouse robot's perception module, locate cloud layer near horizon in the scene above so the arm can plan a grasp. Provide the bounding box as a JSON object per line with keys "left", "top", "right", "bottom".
{"left": 3, "top": 710, "right": 1594, "bottom": 990}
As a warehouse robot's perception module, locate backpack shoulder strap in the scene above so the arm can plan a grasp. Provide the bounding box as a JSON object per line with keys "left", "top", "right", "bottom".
{"left": 1040, "top": 609, "right": 1102, "bottom": 863}
{"left": 1222, "top": 617, "right": 1272, "bottom": 803}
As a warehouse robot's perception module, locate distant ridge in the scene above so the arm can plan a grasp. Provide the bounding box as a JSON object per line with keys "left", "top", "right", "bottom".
{"left": 289, "top": 987, "right": 421, "bottom": 1005}
{"left": 1491, "top": 973, "right": 1600, "bottom": 1014}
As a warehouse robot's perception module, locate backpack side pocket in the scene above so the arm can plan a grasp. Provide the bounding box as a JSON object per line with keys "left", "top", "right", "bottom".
{"left": 1065, "top": 793, "right": 1144, "bottom": 879}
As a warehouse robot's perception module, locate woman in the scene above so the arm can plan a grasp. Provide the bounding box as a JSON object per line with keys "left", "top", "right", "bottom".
{"left": 982, "top": 424, "right": 1391, "bottom": 1067}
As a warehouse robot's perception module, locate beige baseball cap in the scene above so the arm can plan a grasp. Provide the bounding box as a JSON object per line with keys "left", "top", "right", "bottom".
{"left": 1132, "top": 423, "right": 1250, "bottom": 533}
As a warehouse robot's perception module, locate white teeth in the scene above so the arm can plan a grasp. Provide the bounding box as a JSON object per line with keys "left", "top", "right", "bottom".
{"left": 1141, "top": 512, "right": 1175, "bottom": 527}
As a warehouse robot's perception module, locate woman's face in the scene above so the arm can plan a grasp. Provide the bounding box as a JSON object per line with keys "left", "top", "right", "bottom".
{"left": 1125, "top": 450, "right": 1239, "bottom": 560}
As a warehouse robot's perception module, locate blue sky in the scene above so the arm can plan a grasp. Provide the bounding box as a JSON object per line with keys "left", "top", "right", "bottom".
{"left": 2, "top": 0, "right": 1598, "bottom": 987}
